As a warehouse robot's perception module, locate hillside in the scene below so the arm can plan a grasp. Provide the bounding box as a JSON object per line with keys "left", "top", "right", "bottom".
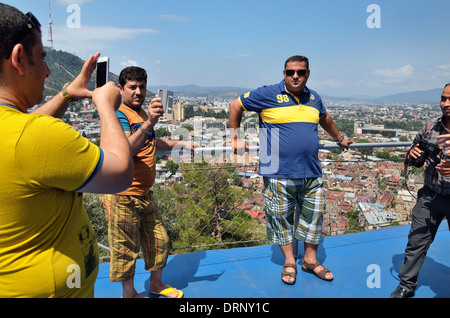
{"left": 43, "top": 47, "right": 119, "bottom": 98}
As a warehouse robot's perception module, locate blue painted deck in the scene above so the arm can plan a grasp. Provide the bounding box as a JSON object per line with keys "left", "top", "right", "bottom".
{"left": 94, "top": 223, "right": 450, "bottom": 299}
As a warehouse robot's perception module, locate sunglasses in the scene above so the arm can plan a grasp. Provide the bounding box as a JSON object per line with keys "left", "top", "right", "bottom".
{"left": 24, "top": 12, "right": 41, "bottom": 31}
{"left": 285, "top": 69, "right": 307, "bottom": 77}
{"left": 6, "top": 12, "right": 42, "bottom": 60}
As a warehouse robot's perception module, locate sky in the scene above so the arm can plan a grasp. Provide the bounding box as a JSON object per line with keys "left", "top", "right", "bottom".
{"left": 4, "top": 0, "right": 450, "bottom": 98}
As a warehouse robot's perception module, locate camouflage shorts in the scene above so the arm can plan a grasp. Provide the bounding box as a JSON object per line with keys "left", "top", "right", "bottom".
{"left": 263, "top": 177, "right": 325, "bottom": 245}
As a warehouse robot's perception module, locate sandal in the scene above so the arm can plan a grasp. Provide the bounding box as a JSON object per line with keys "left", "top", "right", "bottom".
{"left": 281, "top": 263, "right": 297, "bottom": 285}
{"left": 301, "top": 261, "right": 333, "bottom": 282}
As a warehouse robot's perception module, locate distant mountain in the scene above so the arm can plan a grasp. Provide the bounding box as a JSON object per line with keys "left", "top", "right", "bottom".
{"left": 150, "top": 83, "right": 443, "bottom": 105}
{"left": 322, "top": 88, "right": 442, "bottom": 105}
{"left": 371, "top": 88, "right": 442, "bottom": 104}
{"left": 148, "top": 84, "right": 252, "bottom": 100}
{"left": 42, "top": 48, "right": 443, "bottom": 105}
{"left": 42, "top": 48, "right": 125, "bottom": 98}
{"left": 43, "top": 47, "right": 90, "bottom": 97}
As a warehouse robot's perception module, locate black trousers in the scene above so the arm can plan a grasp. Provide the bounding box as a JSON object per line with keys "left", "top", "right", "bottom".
{"left": 398, "top": 186, "right": 450, "bottom": 292}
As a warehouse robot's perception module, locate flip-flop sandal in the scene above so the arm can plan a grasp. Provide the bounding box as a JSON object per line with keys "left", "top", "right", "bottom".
{"left": 150, "top": 285, "right": 184, "bottom": 298}
{"left": 302, "top": 261, "right": 333, "bottom": 282}
{"left": 281, "top": 263, "right": 297, "bottom": 285}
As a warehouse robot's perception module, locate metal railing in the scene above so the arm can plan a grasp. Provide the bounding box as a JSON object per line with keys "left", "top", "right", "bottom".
{"left": 156, "top": 142, "right": 412, "bottom": 155}
{"left": 88, "top": 141, "right": 417, "bottom": 259}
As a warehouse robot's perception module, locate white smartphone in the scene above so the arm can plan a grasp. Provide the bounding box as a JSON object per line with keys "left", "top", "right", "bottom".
{"left": 96, "top": 57, "right": 109, "bottom": 88}
{"left": 158, "top": 89, "right": 173, "bottom": 114}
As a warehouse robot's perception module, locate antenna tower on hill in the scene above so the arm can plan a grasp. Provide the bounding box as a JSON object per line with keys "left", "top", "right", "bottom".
{"left": 47, "top": 0, "right": 54, "bottom": 49}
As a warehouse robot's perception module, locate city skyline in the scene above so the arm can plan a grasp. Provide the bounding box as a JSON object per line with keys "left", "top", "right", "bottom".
{"left": 4, "top": 0, "right": 450, "bottom": 99}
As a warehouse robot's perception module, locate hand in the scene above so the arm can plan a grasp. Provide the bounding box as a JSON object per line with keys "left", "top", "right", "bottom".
{"left": 232, "top": 138, "right": 247, "bottom": 155}
{"left": 178, "top": 141, "right": 198, "bottom": 154}
{"left": 66, "top": 52, "right": 101, "bottom": 100}
{"left": 92, "top": 82, "right": 121, "bottom": 112}
{"left": 436, "top": 159, "right": 450, "bottom": 177}
{"left": 338, "top": 138, "right": 353, "bottom": 149}
{"left": 408, "top": 143, "right": 421, "bottom": 160}
{"left": 147, "top": 97, "right": 164, "bottom": 127}
{"left": 437, "top": 134, "right": 450, "bottom": 147}
{"left": 437, "top": 134, "right": 450, "bottom": 156}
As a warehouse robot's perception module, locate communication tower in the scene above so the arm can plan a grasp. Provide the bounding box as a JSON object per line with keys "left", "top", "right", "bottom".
{"left": 47, "top": 0, "right": 54, "bottom": 49}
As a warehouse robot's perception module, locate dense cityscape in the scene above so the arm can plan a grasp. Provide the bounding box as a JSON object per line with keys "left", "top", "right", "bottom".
{"left": 40, "top": 89, "right": 442, "bottom": 237}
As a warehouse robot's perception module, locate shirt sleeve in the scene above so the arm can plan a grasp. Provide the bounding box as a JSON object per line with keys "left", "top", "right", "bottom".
{"left": 15, "top": 115, "right": 102, "bottom": 192}
{"left": 316, "top": 95, "right": 326, "bottom": 117}
{"left": 239, "top": 87, "right": 268, "bottom": 113}
{"left": 116, "top": 110, "right": 131, "bottom": 131}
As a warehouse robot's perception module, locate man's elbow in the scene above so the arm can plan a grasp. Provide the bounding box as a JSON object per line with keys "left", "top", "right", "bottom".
{"left": 111, "top": 159, "right": 134, "bottom": 193}
{"left": 82, "top": 159, "right": 134, "bottom": 194}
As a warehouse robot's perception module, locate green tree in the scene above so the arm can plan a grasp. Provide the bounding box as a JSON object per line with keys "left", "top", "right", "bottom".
{"left": 155, "top": 162, "right": 266, "bottom": 253}
{"left": 165, "top": 160, "right": 179, "bottom": 173}
{"left": 155, "top": 127, "right": 171, "bottom": 137}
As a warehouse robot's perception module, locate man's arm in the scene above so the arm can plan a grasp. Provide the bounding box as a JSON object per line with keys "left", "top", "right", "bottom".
{"left": 32, "top": 52, "right": 100, "bottom": 118}
{"left": 155, "top": 138, "right": 196, "bottom": 153}
{"left": 76, "top": 82, "right": 133, "bottom": 194}
{"left": 124, "top": 97, "right": 164, "bottom": 157}
{"left": 319, "top": 112, "right": 352, "bottom": 149}
{"left": 229, "top": 98, "right": 246, "bottom": 154}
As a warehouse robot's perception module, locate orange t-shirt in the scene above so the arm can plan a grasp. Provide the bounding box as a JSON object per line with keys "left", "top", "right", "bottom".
{"left": 116, "top": 103, "right": 156, "bottom": 196}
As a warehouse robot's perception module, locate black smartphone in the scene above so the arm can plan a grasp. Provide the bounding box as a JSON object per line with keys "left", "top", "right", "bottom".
{"left": 96, "top": 57, "right": 109, "bottom": 88}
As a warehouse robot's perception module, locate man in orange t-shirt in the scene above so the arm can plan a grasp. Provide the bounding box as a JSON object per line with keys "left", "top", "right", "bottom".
{"left": 101, "top": 67, "right": 194, "bottom": 298}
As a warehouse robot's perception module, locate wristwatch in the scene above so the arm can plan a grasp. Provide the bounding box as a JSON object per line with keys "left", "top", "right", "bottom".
{"left": 62, "top": 82, "right": 76, "bottom": 106}
{"left": 336, "top": 136, "right": 345, "bottom": 145}
{"left": 139, "top": 125, "right": 155, "bottom": 141}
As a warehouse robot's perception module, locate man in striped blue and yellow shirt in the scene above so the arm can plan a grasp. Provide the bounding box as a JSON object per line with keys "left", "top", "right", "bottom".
{"left": 229, "top": 55, "right": 351, "bottom": 285}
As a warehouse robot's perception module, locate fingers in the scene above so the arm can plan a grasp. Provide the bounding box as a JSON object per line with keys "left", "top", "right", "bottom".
{"left": 232, "top": 139, "right": 247, "bottom": 155}
{"left": 437, "top": 134, "right": 450, "bottom": 151}
{"left": 67, "top": 52, "right": 101, "bottom": 100}
{"left": 148, "top": 97, "right": 164, "bottom": 121}
{"left": 436, "top": 160, "right": 450, "bottom": 176}
{"left": 92, "top": 82, "right": 121, "bottom": 111}
{"left": 409, "top": 144, "right": 421, "bottom": 159}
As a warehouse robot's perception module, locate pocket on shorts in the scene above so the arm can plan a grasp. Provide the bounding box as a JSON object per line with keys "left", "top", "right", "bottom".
{"left": 116, "top": 195, "right": 133, "bottom": 207}
{"left": 263, "top": 177, "right": 275, "bottom": 214}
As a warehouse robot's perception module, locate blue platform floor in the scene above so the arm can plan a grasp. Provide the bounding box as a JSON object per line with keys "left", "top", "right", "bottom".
{"left": 94, "top": 223, "right": 450, "bottom": 299}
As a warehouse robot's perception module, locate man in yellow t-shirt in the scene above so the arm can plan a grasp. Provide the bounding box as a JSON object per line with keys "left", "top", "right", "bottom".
{"left": 0, "top": 4, "right": 133, "bottom": 298}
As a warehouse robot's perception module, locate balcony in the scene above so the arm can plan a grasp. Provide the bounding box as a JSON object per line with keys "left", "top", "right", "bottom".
{"left": 89, "top": 142, "right": 450, "bottom": 299}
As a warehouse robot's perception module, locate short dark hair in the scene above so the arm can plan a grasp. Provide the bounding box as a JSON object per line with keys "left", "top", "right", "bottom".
{"left": 0, "top": 4, "right": 41, "bottom": 73}
{"left": 119, "top": 66, "right": 147, "bottom": 87}
{"left": 284, "top": 55, "right": 309, "bottom": 70}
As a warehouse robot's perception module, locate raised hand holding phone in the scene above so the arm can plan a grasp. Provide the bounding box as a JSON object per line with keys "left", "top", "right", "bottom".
{"left": 157, "top": 89, "right": 173, "bottom": 114}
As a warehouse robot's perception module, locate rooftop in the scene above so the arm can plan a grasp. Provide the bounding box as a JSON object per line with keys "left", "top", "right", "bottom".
{"left": 94, "top": 222, "right": 450, "bottom": 299}
{"left": 93, "top": 142, "right": 449, "bottom": 308}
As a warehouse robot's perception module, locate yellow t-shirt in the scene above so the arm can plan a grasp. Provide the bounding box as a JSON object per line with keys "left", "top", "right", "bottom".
{"left": 0, "top": 105, "right": 101, "bottom": 298}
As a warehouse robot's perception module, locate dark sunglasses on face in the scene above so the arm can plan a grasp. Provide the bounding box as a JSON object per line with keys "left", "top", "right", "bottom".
{"left": 285, "top": 69, "right": 307, "bottom": 77}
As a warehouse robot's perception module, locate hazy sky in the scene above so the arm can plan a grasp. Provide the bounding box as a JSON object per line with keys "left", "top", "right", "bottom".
{"left": 4, "top": 0, "right": 450, "bottom": 98}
